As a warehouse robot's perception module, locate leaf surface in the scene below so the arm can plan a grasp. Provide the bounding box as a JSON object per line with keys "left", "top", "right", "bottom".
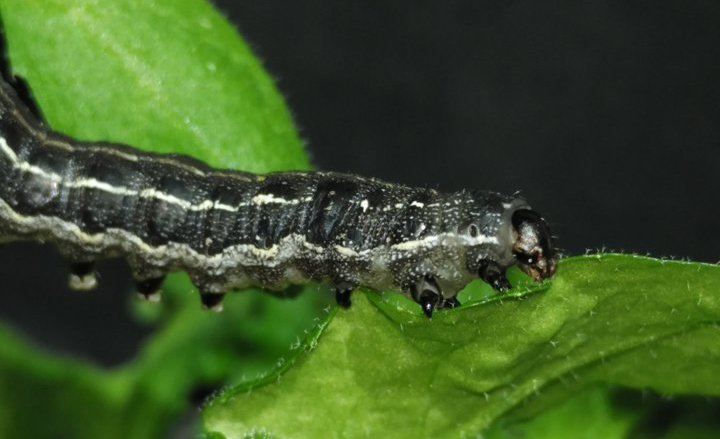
{"left": 203, "top": 255, "right": 720, "bottom": 438}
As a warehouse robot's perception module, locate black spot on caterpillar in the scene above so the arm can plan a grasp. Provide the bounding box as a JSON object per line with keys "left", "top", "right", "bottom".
{"left": 0, "top": 29, "right": 556, "bottom": 319}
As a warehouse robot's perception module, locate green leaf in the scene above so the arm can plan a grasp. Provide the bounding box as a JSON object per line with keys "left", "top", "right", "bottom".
{"left": 485, "top": 386, "right": 642, "bottom": 439}
{"left": 0, "top": 1, "right": 316, "bottom": 438}
{"left": 485, "top": 386, "right": 720, "bottom": 439}
{"left": 1, "top": 0, "right": 309, "bottom": 172}
{"left": 203, "top": 255, "right": 720, "bottom": 438}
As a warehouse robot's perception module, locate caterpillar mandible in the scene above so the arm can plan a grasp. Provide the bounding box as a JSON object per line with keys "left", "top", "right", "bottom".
{"left": 0, "top": 27, "right": 556, "bottom": 319}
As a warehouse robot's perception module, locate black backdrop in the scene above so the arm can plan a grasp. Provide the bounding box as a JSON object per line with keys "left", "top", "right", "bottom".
{"left": 1, "top": 1, "right": 719, "bottom": 365}
{"left": 216, "top": 0, "right": 720, "bottom": 261}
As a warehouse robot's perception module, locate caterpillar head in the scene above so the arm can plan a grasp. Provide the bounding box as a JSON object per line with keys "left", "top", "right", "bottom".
{"left": 510, "top": 209, "right": 556, "bottom": 281}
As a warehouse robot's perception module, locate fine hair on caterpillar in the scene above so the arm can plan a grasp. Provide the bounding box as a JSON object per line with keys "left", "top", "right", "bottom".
{"left": 0, "top": 23, "right": 557, "bottom": 319}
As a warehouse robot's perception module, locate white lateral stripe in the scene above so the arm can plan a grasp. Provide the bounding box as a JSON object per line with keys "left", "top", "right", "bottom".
{"left": 0, "top": 194, "right": 496, "bottom": 268}
{"left": 334, "top": 245, "right": 357, "bottom": 256}
{"left": 391, "top": 233, "right": 497, "bottom": 251}
{"left": 3, "top": 137, "right": 447, "bottom": 218}
{"left": 1, "top": 137, "right": 63, "bottom": 182}
{"left": 252, "top": 193, "right": 291, "bottom": 205}
{"left": 0, "top": 137, "right": 17, "bottom": 161}
{"left": 252, "top": 193, "right": 313, "bottom": 206}
{"left": 0, "top": 136, "right": 309, "bottom": 213}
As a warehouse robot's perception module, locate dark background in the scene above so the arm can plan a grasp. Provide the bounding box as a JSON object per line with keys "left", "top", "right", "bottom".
{"left": 215, "top": 0, "right": 720, "bottom": 262}
{"left": 1, "top": 1, "right": 719, "bottom": 365}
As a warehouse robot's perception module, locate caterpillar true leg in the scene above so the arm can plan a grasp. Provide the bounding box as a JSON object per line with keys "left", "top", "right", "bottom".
{"left": 478, "top": 261, "right": 511, "bottom": 292}
{"left": 334, "top": 288, "right": 352, "bottom": 308}
{"left": 68, "top": 261, "right": 98, "bottom": 291}
{"left": 411, "top": 276, "right": 443, "bottom": 319}
{"left": 334, "top": 281, "right": 355, "bottom": 308}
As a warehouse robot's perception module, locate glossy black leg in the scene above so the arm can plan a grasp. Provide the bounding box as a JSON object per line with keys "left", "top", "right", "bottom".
{"left": 411, "top": 276, "right": 443, "bottom": 319}
{"left": 334, "top": 281, "right": 355, "bottom": 308}
{"left": 68, "top": 261, "right": 97, "bottom": 291}
{"left": 335, "top": 288, "right": 353, "bottom": 308}
{"left": 200, "top": 292, "right": 225, "bottom": 312}
{"left": 135, "top": 276, "right": 165, "bottom": 302}
{"left": 419, "top": 291, "right": 438, "bottom": 318}
{"left": 478, "top": 261, "right": 511, "bottom": 292}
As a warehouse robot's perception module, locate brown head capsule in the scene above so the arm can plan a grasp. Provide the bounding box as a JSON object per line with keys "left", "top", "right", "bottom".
{"left": 511, "top": 209, "right": 557, "bottom": 281}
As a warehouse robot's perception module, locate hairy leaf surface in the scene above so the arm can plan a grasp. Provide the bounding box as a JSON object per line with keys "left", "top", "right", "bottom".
{"left": 204, "top": 255, "right": 720, "bottom": 438}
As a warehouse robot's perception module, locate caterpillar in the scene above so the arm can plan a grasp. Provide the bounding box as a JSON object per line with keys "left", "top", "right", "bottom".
{"left": 0, "top": 29, "right": 556, "bottom": 319}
